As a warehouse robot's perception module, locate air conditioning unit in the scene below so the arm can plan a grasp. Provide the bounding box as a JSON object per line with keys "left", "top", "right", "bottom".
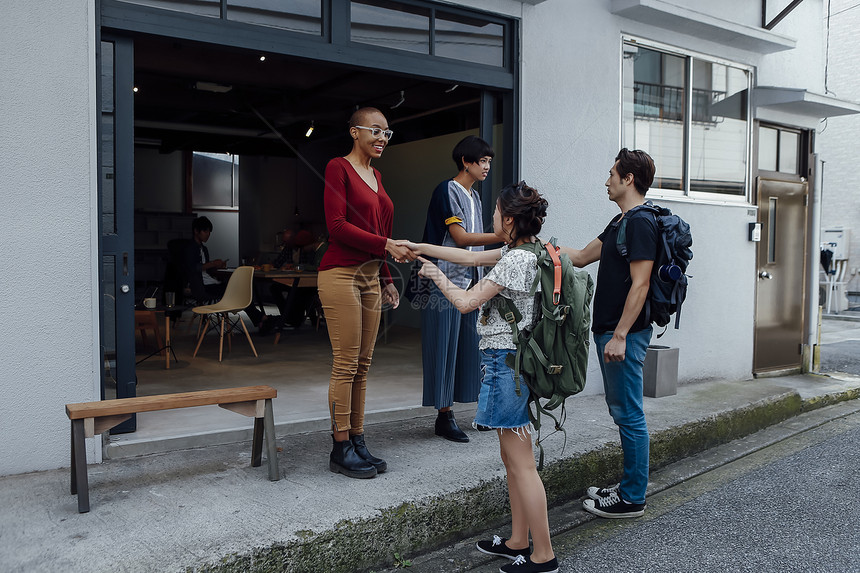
{"left": 821, "top": 227, "right": 850, "bottom": 260}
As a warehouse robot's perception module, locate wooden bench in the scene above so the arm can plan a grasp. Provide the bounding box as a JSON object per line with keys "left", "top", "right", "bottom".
{"left": 65, "top": 385, "right": 279, "bottom": 513}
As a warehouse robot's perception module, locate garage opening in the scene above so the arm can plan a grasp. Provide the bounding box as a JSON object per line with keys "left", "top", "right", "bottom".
{"left": 99, "top": 0, "right": 517, "bottom": 450}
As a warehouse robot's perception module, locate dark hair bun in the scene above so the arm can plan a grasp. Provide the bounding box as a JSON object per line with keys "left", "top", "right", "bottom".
{"left": 497, "top": 181, "right": 548, "bottom": 244}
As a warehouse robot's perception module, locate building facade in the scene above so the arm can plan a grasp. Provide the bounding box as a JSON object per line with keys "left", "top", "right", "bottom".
{"left": 818, "top": 0, "right": 860, "bottom": 306}
{"left": 2, "top": 0, "right": 857, "bottom": 476}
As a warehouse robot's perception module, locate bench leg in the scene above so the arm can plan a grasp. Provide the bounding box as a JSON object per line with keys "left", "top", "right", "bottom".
{"left": 71, "top": 419, "right": 90, "bottom": 513}
{"left": 264, "top": 398, "right": 279, "bottom": 481}
{"left": 70, "top": 421, "right": 76, "bottom": 495}
{"left": 251, "top": 416, "right": 264, "bottom": 468}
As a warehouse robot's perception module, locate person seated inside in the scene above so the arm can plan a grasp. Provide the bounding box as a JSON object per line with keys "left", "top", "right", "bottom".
{"left": 187, "top": 216, "right": 264, "bottom": 326}
{"left": 188, "top": 216, "right": 227, "bottom": 302}
{"left": 262, "top": 228, "right": 320, "bottom": 332}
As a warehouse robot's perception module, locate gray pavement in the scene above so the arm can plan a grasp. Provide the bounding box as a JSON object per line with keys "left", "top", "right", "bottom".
{"left": 556, "top": 407, "right": 860, "bottom": 573}
{"left": 820, "top": 310, "right": 860, "bottom": 375}
{"left": 394, "top": 397, "right": 860, "bottom": 573}
{"left": 2, "top": 322, "right": 860, "bottom": 572}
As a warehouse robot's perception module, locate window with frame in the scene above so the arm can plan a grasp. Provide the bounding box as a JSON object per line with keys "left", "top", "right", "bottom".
{"left": 113, "top": 0, "right": 509, "bottom": 69}
{"left": 622, "top": 40, "right": 752, "bottom": 198}
{"left": 758, "top": 125, "right": 801, "bottom": 175}
{"left": 350, "top": 0, "right": 505, "bottom": 66}
{"left": 192, "top": 152, "right": 239, "bottom": 209}
{"left": 226, "top": 0, "right": 322, "bottom": 35}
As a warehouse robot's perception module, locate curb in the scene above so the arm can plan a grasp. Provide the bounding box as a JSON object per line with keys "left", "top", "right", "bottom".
{"left": 194, "top": 388, "right": 850, "bottom": 573}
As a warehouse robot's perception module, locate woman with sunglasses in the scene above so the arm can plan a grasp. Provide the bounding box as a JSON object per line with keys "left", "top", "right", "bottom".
{"left": 318, "top": 107, "right": 414, "bottom": 479}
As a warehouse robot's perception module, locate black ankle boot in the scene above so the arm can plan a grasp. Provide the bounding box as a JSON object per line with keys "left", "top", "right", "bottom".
{"left": 350, "top": 434, "right": 387, "bottom": 473}
{"left": 330, "top": 436, "right": 377, "bottom": 479}
{"left": 435, "top": 410, "right": 469, "bottom": 443}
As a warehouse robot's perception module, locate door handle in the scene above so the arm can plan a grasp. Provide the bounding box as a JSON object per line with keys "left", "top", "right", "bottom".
{"left": 759, "top": 271, "right": 773, "bottom": 280}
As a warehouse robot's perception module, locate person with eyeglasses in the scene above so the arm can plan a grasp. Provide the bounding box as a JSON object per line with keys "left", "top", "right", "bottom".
{"left": 317, "top": 106, "right": 415, "bottom": 479}
{"left": 558, "top": 148, "right": 658, "bottom": 519}
{"left": 415, "top": 136, "right": 500, "bottom": 443}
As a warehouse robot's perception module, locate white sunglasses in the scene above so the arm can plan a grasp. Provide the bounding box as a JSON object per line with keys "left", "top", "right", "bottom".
{"left": 353, "top": 126, "right": 394, "bottom": 141}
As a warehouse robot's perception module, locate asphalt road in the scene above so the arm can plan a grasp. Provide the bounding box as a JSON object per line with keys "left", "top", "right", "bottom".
{"left": 554, "top": 411, "right": 860, "bottom": 573}
{"left": 819, "top": 317, "right": 860, "bottom": 376}
{"left": 820, "top": 339, "right": 860, "bottom": 375}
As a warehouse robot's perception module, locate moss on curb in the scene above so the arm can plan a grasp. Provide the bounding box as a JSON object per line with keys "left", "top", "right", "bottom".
{"left": 802, "top": 387, "right": 860, "bottom": 412}
{"left": 195, "top": 389, "right": 856, "bottom": 573}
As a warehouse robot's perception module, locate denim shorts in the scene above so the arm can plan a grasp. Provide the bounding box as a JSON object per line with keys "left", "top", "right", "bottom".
{"left": 473, "top": 348, "right": 530, "bottom": 430}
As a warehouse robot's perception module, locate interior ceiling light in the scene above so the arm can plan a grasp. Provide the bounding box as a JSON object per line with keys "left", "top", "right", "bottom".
{"left": 259, "top": 55, "right": 266, "bottom": 62}
{"left": 133, "top": 86, "right": 139, "bottom": 93}
{"left": 391, "top": 90, "right": 405, "bottom": 109}
{"left": 445, "top": 84, "right": 459, "bottom": 93}
{"left": 195, "top": 81, "right": 233, "bottom": 93}
{"left": 305, "top": 121, "right": 315, "bottom": 138}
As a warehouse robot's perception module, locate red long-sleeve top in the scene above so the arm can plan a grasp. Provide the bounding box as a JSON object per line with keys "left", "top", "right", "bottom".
{"left": 319, "top": 157, "right": 393, "bottom": 283}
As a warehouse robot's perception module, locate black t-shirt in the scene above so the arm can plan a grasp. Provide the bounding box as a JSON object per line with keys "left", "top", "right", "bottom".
{"left": 592, "top": 209, "right": 659, "bottom": 334}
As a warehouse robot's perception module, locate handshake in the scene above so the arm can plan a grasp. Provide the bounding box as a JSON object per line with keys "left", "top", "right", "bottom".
{"left": 385, "top": 239, "right": 424, "bottom": 264}
{"left": 386, "top": 240, "right": 444, "bottom": 284}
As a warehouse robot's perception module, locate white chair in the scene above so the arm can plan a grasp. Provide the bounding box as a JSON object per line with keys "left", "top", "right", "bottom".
{"left": 192, "top": 266, "right": 259, "bottom": 361}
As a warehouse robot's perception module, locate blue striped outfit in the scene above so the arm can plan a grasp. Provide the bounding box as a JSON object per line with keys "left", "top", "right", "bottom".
{"left": 420, "top": 179, "right": 484, "bottom": 409}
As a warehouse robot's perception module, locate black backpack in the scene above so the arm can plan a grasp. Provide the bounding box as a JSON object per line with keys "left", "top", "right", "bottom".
{"left": 482, "top": 238, "right": 594, "bottom": 468}
{"left": 616, "top": 202, "right": 692, "bottom": 333}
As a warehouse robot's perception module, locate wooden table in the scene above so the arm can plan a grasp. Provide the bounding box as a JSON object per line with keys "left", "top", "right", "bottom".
{"left": 218, "top": 267, "right": 318, "bottom": 288}
{"left": 135, "top": 304, "right": 182, "bottom": 369}
{"left": 254, "top": 268, "right": 318, "bottom": 288}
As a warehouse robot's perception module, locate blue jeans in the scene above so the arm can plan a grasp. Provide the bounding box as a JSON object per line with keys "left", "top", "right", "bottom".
{"left": 594, "top": 327, "right": 652, "bottom": 505}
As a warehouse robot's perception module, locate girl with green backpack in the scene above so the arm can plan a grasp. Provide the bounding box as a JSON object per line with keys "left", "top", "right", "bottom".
{"left": 408, "top": 181, "right": 558, "bottom": 573}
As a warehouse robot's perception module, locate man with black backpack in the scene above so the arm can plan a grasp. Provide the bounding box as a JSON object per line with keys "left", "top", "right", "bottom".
{"left": 560, "top": 149, "right": 658, "bottom": 519}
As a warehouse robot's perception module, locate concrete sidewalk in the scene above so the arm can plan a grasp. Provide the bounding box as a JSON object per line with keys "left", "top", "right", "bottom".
{"left": 2, "top": 371, "right": 859, "bottom": 573}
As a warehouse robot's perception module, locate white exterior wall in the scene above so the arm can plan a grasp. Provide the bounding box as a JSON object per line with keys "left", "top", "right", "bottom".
{"left": 818, "top": 0, "right": 860, "bottom": 293}
{"left": 0, "top": 0, "right": 100, "bottom": 475}
{"left": 514, "top": 0, "right": 793, "bottom": 391}
{"left": 758, "top": 0, "right": 825, "bottom": 91}
{"left": 0, "top": 0, "right": 829, "bottom": 474}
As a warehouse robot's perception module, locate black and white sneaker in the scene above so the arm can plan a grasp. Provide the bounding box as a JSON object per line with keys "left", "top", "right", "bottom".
{"left": 586, "top": 483, "right": 619, "bottom": 501}
{"left": 476, "top": 535, "right": 530, "bottom": 560}
{"left": 582, "top": 491, "right": 645, "bottom": 518}
{"left": 500, "top": 554, "right": 559, "bottom": 573}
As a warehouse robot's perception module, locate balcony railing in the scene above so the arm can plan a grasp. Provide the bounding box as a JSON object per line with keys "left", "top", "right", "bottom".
{"left": 633, "top": 81, "right": 726, "bottom": 123}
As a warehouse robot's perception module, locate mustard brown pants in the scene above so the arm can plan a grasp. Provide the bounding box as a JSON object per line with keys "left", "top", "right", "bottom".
{"left": 317, "top": 264, "right": 382, "bottom": 436}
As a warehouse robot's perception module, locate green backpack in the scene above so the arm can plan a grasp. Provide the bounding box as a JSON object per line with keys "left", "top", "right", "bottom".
{"left": 482, "top": 238, "right": 594, "bottom": 468}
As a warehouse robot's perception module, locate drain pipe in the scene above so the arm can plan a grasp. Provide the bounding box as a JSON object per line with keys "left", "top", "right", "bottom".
{"left": 806, "top": 156, "right": 823, "bottom": 373}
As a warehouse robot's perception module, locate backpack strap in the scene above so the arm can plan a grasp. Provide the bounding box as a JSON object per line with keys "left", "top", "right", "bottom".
{"left": 616, "top": 202, "right": 659, "bottom": 260}
{"left": 546, "top": 240, "right": 563, "bottom": 306}
{"left": 511, "top": 240, "right": 544, "bottom": 296}
{"left": 616, "top": 204, "right": 663, "bottom": 326}
{"left": 498, "top": 296, "right": 525, "bottom": 396}
{"left": 482, "top": 296, "right": 527, "bottom": 396}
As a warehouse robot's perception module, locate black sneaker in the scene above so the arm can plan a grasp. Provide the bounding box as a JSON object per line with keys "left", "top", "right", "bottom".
{"left": 582, "top": 491, "right": 645, "bottom": 518}
{"left": 586, "top": 483, "right": 619, "bottom": 500}
{"left": 499, "top": 555, "right": 559, "bottom": 573}
{"left": 476, "top": 535, "right": 530, "bottom": 560}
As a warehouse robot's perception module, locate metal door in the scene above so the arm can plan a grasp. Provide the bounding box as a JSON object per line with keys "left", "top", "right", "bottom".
{"left": 753, "top": 177, "right": 808, "bottom": 373}
{"left": 99, "top": 35, "right": 137, "bottom": 431}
